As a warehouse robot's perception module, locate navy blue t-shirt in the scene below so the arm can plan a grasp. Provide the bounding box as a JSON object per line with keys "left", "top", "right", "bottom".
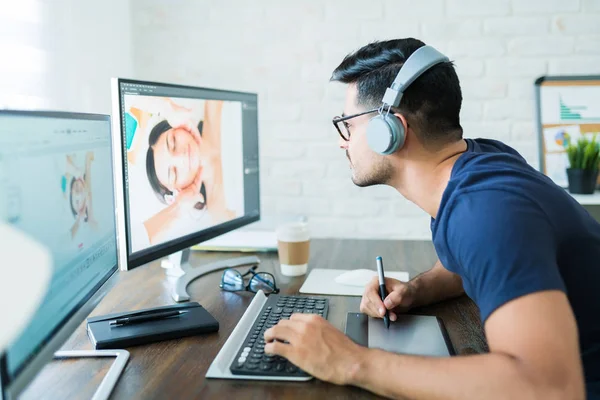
{"left": 431, "top": 138, "right": 600, "bottom": 394}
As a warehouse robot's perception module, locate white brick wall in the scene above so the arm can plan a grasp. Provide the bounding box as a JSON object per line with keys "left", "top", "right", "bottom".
{"left": 131, "top": 0, "right": 600, "bottom": 240}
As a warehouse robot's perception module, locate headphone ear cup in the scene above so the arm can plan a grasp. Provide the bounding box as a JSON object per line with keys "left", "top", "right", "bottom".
{"left": 366, "top": 114, "right": 406, "bottom": 155}
{"left": 386, "top": 115, "right": 405, "bottom": 154}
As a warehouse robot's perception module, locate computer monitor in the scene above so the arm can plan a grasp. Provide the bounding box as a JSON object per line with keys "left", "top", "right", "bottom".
{"left": 111, "top": 79, "right": 261, "bottom": 294}
{"left": 0, "top": 111, "right": 127, "bottom": 400}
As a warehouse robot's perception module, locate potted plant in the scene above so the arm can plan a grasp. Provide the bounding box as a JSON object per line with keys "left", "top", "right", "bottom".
{"left": 566, "top": 134, "right": 600, "bottom": 194}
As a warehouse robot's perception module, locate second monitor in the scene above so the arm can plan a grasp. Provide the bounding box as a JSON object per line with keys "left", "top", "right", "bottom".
{"left": 111, "top": 79, "right": 261, "bottom": 277}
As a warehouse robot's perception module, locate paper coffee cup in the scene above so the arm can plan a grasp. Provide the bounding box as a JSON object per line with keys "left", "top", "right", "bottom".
{"left": 276, "top": 222, "right": 310, "bottom": 276}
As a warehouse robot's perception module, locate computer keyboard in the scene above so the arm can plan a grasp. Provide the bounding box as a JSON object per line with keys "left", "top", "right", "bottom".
{"left": 229, "top": 294, "right": 329, "bottom": 377}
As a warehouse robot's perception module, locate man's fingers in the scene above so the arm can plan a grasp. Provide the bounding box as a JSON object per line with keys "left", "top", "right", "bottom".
{"left": 389, "top": 311, "right": 397, "bottom": 322}
{"left": 360, "top": 294, "right": 384, "bottom": 318}
{"left": 384, "top": 290, "right": 404, "bottom": 309}
{"left": 264, "top": 321, "right": 299, "bottom": 343}
{"left": 264, "top": 340, "right": 291, "bottom": 358}
{"left": 368, "top": 290, "right": 386, "bottom": 316}
{"left": 289, "top": 313, "right": 315, "bottom": 322}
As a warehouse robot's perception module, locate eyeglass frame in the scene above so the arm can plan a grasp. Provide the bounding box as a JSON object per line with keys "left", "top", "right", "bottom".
{"left": 219, "top": 265, "right": 280, "bottom": 294}
{"left": 332, "top": 107, "right": 380, "bottom": 141}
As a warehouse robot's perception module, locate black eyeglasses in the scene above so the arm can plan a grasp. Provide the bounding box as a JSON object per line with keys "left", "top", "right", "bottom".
{"left": 219, "top": 265, "right": 280, "bottom": 295}
{"left": 332, "top": 108, "right": 379, "bottom": 141}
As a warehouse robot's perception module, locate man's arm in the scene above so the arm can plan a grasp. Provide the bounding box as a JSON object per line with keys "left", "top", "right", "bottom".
{"left": 410, "top": 259, "right": 464, "bottom": 308}
{"left": 265, "top": 290, "right": 585, "bottom": 400}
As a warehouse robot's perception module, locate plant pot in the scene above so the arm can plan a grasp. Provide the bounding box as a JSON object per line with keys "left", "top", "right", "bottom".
{"left": 567, "top": 168, "right": 599, "bottom": 194}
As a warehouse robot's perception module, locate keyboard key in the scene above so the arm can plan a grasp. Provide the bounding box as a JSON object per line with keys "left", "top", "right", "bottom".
{"left": 251, "top": 353, "right": 262, "bottom": 359}
{"left": 286, "top": 364, "right": 298, "bottom": 373}
{"left": 316, "top": 304, "right": 325, "bottom": 310}
{"left": 275, "top": 363, "right": 285, "bottom": 372}
{"left": 238, "top": 356, "right": 246, "bottom": 364}
{"left": 246, "top": 363, "right": 258, "bottom": 370}
{"left": 248, "top": 358, "right": 260, "bottom": 364}
{"left": 243, "top": 346, "right": 252, "bottom": 353}
{"left": 260, "top": 363, "right": 272, "bottom": 371}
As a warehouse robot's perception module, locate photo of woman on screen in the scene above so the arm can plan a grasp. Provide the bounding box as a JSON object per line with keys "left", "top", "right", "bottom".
{"left": 123, "top": 96, "right": 244, "bottom": 252}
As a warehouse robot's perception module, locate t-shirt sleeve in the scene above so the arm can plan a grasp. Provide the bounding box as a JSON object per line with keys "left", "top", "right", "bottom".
{"left": 444, "top": 190, "right": 566, "bottom": 323}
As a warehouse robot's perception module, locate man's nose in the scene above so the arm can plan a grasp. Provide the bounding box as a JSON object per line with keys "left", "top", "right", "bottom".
{"left": 338, "top": 136, "right": 348, "bottom": 149}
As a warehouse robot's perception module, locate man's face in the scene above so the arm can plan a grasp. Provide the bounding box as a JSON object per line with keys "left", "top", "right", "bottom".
{"left": 339, "top": 84, "right": 393, "bottom": 187}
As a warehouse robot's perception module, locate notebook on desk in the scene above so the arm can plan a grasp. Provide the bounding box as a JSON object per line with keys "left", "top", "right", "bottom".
{"left": 87, "top": 302, "right": 219, "bottom": 349}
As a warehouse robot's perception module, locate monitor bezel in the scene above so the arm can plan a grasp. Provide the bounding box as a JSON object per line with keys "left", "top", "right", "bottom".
{"left": 0, "top": 110, "right": 120, "bottom": 399}
{"left": 111, "top": 78, "right": 260, "bottom": 270}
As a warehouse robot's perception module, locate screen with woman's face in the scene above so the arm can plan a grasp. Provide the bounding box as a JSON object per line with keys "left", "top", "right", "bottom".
{"left": 118, "top": 84, "right": 250, "bottom": 255}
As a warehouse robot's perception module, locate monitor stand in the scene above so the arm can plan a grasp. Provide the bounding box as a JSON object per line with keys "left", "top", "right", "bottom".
{"left": 163, "top": 248, "right": 261, "bottom": 303}
{"left": 53, "top": 350, "right": 129, "bottom": 400}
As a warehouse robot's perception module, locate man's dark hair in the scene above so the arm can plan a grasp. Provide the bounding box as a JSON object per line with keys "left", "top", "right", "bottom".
{"left": 330, "top": 38, "right": 463, "bottom": 147}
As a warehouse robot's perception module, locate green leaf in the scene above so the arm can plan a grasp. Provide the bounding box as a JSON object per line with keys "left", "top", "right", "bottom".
{"left": 566, "top": 134, "right": 600, "bottom": 170}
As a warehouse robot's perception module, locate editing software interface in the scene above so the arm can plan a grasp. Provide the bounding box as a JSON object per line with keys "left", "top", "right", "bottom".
{"left": 0, "top": 112, "right": 118, "bottom": 379}
{"left": 115, "top": 80, "right": 260, "bottom": 263}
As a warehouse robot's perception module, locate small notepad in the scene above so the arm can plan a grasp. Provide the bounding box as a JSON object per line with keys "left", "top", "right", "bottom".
{"left": 299, "top": 269, "right": 410, "bottom": 297}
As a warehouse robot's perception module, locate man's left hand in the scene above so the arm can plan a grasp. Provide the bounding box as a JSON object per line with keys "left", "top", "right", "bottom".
{"left": 264, "top": 313, "right": 366, "bottom": 385}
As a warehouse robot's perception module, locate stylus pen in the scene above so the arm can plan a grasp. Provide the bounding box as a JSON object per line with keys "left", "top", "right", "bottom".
{"left": 109, "top": 310, "right": 187, "bottom": 327}
{"left": 376, "top": 256, "right": 390, "bottom": 329}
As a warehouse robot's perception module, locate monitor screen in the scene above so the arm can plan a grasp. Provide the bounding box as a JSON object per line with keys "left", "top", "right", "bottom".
{"left": 0, "top": 111, "right": 118, "bottom": 381}
{"left": 112, "top": 79, "right": 260, "bottom": 268}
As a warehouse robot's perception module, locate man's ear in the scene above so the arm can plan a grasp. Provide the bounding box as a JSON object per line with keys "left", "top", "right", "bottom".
{"left": 392, "top": 113, "right": 408, "bottom": 132}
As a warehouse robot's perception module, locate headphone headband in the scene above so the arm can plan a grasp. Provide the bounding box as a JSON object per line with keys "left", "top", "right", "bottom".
{"left": 381, "top": 45, "right": 449, "bottom": 108}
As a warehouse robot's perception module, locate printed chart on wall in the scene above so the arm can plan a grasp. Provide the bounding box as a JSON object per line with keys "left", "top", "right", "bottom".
{"left": 535, "top": 76, "right": 600, "bottom": 188}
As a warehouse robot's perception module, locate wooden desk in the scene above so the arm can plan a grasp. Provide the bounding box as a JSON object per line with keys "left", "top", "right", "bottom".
{"left": 21, "top": 239, "right": 488, "bottom": 400}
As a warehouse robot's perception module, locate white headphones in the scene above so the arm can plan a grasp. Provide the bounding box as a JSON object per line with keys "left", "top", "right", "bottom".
{"left": 366, "top": 45, "right": 449, "bottom": 155}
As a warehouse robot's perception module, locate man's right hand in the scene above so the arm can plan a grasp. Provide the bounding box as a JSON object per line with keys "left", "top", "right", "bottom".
{"left": 360, "top": 277, "right": 417, "bottom": 322}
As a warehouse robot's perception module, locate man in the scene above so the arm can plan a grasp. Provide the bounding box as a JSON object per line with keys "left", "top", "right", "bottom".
{"left": 263, "top": 38, "right": 600, "bottom": 399}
